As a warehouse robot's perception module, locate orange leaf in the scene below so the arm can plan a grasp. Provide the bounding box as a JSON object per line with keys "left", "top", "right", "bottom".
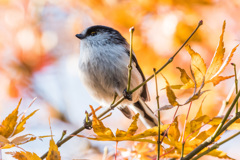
{"left": 89, "top": 105, "right": 114, "bottom": 138}
{"left": 210, "top": 44, "right": 239, "bottom": 78}
{"left": 168, "top": 116, "right": 180, "bottom": 142}
{"left": 46, "top": 138, "right": 61, "bottom": 160}
{"left": 227, "top": 119, "right": 240, "bottom": 130}
{"left": 0, "top": 134, "right": 51, "bottom": 149}
{"left": 207, "top": 75, "right": 234, "bottom": 86}
{"left": 0, "top": 99, "right": 21, "bottom": 138}
{"left": 7, "top": 151, "right": 41, "bottom": 160}
{"left": 206, "top": 149, "right": 234, "bottom": 159}
{"left": 205, "top": 21, "right": 226, "bottom": 80}
{"left": 126, "top": 114, "right": 139, "bottom": 136}
{"left": 77, "top": 106, "right": 167, "bottom": 143}
{"left": 13, "top": 109, "right": 39, "bottom": 136}
{"left": 176, "top": 67, "right": 194, "bottom": 88}
{"left": 186, "top": 45, "right": 206, "bottom": 84}
{"left": 162, "top": 74, "right": 179, "bottom": 106}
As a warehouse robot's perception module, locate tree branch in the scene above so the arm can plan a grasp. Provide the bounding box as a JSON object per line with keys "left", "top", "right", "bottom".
{"left": 41, "top": 20, "right": 203, "bottom": 160}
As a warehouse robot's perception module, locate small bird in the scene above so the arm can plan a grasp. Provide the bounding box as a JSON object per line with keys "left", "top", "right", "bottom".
{"left": 76, "top": 25, "right": 158, "bottom": 128}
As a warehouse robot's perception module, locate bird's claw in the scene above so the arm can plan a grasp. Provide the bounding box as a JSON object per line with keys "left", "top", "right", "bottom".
{"left": 123, "top": 89, "right": 132, "bottom": 101}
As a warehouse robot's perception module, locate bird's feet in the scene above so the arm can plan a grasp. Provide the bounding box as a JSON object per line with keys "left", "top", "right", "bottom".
{"left": 123, "top": 89, "right": 132, "bottom": 101}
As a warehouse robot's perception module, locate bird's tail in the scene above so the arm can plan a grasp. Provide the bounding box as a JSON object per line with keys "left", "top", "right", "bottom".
{"left": 132, "top": 98, "right": 161, "bottom": 128}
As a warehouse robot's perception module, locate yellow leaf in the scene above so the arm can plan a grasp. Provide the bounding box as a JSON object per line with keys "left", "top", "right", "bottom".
{"left": 208, "top": 117, "right": 223, "bottom": 126}
{"left": 205, "top": 21, "right": 226, "bottom": 80}
{"left": 210, "top": 44, "right": 239, "bottom": 79}
{"left": 77, "top": 106, "right": 168, "bottom": 143}
{"left": 13, "top": 109, "right": 39, "bottom": 136}
{"left": 0, "top": 135, "right": 10, "bottom": 148}
{"left": 162, "top": 74, "right": 179, "bottom": 106}
{"left": 0, "top": 99, "right": 21, "bottom": 138}
{"left": 115, "top": 129, "right": 127, "bottom": 137}
{"left": 195, "top": 126, "right": 218, "bottom": 142}
{"left": 176, "top": 67, "right": 194, "bottom": 88}
{"left": 225, "top": 119, "right": 240, "bottom": 130}
{"left": 7, "top": 151, "right": 41, "bottom": 160}
{"left": 0, "top": 134, "right": 51, "bottom": 149}
{"left": 46, "top": 138, "right": 61, "bottom": 160}
{"left": 195, "top": 98, "right": 205, "bottom": 119}
{"left": 168, "top": 116, "right": 180, "bottom": 142}
{"left": 126, "top": 114, "right": 139, "bottom": 136}
{"left": 132, "top": 125, "right": 168, "bottom": 140}
{"left": 89, "top": 105, "right": 114, "bottom": 138}
{"left": 184, "top": 115, "right": 210, "bottom": 140}
{"left": 206, "top": 149, "right": 234, "bottom": 159}
{"left": 185, "top": 126, "right": 217, "bottom": 148}
{"left": 186, "top": 45, "right": 206, "bottom": 84}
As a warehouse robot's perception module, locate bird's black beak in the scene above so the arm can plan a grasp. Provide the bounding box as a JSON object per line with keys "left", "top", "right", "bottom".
{"left": 76, "top": 34, "right": 85, "bottom": 39}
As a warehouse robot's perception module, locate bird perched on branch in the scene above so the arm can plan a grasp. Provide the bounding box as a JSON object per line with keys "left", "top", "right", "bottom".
{"left": 76, "top": 25, "right": 159, "bottom": 128}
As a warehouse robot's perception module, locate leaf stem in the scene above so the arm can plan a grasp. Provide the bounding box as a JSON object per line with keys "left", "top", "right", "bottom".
{"left": 181, "top": 101, "right": 193, "bottom": 159}
{"left": 160, "top": 147, "right": 175, "bottom": 158}
{"left": 127, "top": 27, "right": 135, "bottom": 92}
{"left": 153, "top": 68, "right": 161, "bottom": 160}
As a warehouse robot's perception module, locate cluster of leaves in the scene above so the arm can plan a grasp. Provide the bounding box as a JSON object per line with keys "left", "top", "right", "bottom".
{"left": 161, "top": 20, "right": 239, "bottom": 110}
{"left": 0, "top": 99, "right": 40, "bottom": 149}
{"left": 76, "top": 102, "right": 240, "bottom": 160}
{"left": 0, "top": 99, "right": 61, "bottom": 160}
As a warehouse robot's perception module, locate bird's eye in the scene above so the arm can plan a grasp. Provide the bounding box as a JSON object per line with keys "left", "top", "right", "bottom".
{"left": 90, "top": 31, "right": 97, "bottom": 36}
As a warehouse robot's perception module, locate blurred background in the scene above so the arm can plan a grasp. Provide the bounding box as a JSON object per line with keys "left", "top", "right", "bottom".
{"left": 0, "top": 0, "right": 240, "bottom": 159}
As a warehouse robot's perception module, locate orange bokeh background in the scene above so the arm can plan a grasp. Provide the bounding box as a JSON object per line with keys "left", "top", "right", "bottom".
{"left": 0, "top": 0, "right": 240, "bottom": 159}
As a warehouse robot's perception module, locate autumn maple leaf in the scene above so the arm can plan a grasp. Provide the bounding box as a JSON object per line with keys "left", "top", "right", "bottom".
{"left": 76, "top": 105, "right": 168, "bottom": 143}
{"left": 0, "top": 98, "right": 49, "bottom": 149}
{"left": 161, "top": 100, "right": 234, "bottom": 159}
{"left": 172, "top": 21, "right": 239, "bottom": 89}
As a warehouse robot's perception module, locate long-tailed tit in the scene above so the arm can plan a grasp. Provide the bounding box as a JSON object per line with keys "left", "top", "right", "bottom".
{"left": 76, "top": 25, "right": 159, "bottom": 128}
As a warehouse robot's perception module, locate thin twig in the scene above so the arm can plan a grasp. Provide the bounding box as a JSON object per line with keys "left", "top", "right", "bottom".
{"left": 41, "top": 21, "right": 203, "bottom": 159}
{"left": 127, "top": 27, "right": 135, "bottom": 92}
{"left": 218, "top": 68, "right": 240, "bottom": 116}
{"left": 181, "top": 102, "right": 193, "bottom": 159}
{"left": 115, "top": 141, "right": 118, "bottom": 160}
{"left": 231, "top": 63, "right": 238, "bottom": 114}
{"left": 153, "top": 68, "right": 161, "bottom": 160}
{"left": 160, "top": 147, "right": 175, "bottom": 158}
{"left": 160, "top": 105, "right": 180, "bottom": 145}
